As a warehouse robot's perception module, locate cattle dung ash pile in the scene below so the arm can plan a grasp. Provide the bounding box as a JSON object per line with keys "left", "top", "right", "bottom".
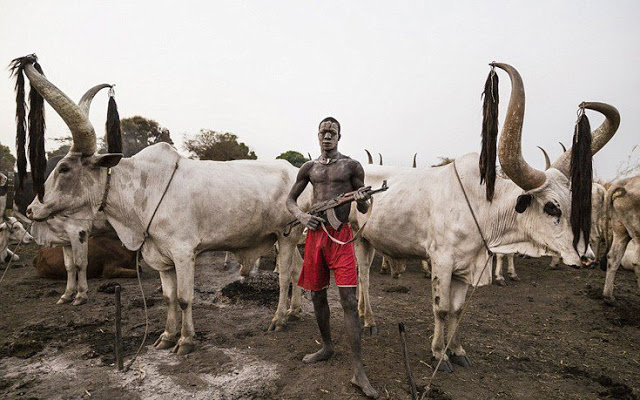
{"left": 221, "top": 272, "right": 281, "bottom": 306}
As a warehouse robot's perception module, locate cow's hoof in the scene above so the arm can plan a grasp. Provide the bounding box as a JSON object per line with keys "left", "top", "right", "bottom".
{"left": 509, "top": 275, "right": 520, "bottom": 282}
{"left": 72, "top": 297, "right": 87, "bottom": 306}
{"left": 391, "top": 273, "right": 401, "bottom": 279}
{"left": 449, "top": 353, "right": 472, "bottom": 368}
{"left": 57, "top": 296, "right": 73, "bottom": 305}
{"left": 171, "top": 342, "right": 194, "bottom": 355}
{"left": 495, "top": 278, "right": 506, "bottom": 286}
{"left": 379, "top": 269, "right": 389, "bottom": 275}
{"left": 268, "top": 321, "right": 285, "bottom": 332}
{"left": 287, "top": 313, "right": 301, "bottom": 322}
{"left": 423, "top": 273, "right": 431, "bottom": 279}
{"left": 154, "top": 337, "right": 176, "bottom": 350}
{"left": 363, "top": 325, "right": 378, "bottom": 336}
{"left": 433, "top": 358, "right": 454, "bottom": 373}
{"left": 603, "top": 296, "right": 616, "bottom": 306}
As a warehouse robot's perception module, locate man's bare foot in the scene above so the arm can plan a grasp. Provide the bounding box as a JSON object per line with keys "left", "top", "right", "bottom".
{"left": 351, "top": 372, "right": 379, "bottom": 399}
{"left": 302, "top": 347, "right": 334, "bottom": 363}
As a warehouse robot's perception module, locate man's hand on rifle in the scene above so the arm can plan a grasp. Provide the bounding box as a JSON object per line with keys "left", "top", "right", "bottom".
{"left": 354, "top": 190, "right": 371, "bottom": 203}
{"left": 297, "top": 212, "right": 325, "bottom": 231}
{"left": 355, "top": 189, "right": 371, "bottom": 214}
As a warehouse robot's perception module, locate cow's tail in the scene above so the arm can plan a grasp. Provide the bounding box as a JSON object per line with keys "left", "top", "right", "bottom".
{"left": 9, "top": 54, "right": 46, "bottom": 196}
{"left": 480, "top": 66, "right": 499, "bottom": 201}
{"left": 603, "top": 180, "right": 626, "bottom": 256}
{"left": 106, "top": 86, "right": 123, "bottom": 154}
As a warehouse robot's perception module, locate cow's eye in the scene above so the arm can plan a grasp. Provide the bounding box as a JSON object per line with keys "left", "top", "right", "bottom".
{"left": 543, "top": 202, "right": 562, "bottom": 218}
{"left": 59, "top": 164, "right": 70, "bottom": 173}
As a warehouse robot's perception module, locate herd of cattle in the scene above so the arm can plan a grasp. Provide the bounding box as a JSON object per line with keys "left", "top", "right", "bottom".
{"left": 1, "top": 56, "right": 639, "bottom": 370}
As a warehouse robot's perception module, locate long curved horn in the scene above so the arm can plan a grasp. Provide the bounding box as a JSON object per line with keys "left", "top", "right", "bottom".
{"left": 551, "top": 102, "right": 620, "bottom": 176}
{"left": 495, "top": 63, "right": 546, "bottom": 191}
{"left": 412, "top": 153, "right": 417, "bottom": 168}
{"left": 378, "top": 153, "right": 383, "bottom": 165}
{"left": 559, "top": 141, "right": 567, "bottom": 152}
{"left": 365, "top": 149, "right": 373, "bottom": 164}
{"left": 537, "top": 146, "right": 551, "bottom": 170}
{"left": 78, "top": 84, "right": 112, "bottom": 116}
{"left": 22, "top": 63, "right": 97, "bottom": 155}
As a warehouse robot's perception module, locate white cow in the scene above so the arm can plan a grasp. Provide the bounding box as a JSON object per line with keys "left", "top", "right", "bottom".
{"left": 27, "top": 83, "right": 119, "bottom": 306}
{"left": 17, "top": 56, "right": 310, "bottom": 355}
{"left": 352, "top": 63, "right": 617, "bottom": 371}
{"left": 0, "top": 217, "right": 33, "bottom": 263}
{"left": 602, "top": 175, "right": 640, "bottom": 302}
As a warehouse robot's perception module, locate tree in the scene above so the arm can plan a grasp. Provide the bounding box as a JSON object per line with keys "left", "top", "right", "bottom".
{"left": 183, "top": 130, "right": 257, "bottom": 161}
{"left": 47, "top": 136, "right": 73, "bottom": 159}
{"left": 276, "top": 150, "right": 308, "bottom": 167}
{"left": 0, "top": 142, "right": 16, "bottom": 171}
{"left": 120, "top": 116, "right": 174, "bottom": 157}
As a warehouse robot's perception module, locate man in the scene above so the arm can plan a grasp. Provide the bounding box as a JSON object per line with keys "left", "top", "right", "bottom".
{"left": 287, "top": 117, "right": 378, "bottom": 399}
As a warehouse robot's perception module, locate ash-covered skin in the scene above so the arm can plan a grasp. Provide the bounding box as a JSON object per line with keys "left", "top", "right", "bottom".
{"left": 286, "top": 117, "right": 378, "bottom": 399}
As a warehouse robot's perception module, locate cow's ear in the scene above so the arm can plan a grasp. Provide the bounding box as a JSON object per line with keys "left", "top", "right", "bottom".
{"left": 93, "top": 153, "right": 123, "bottom": 169}
{"left": 515, "top": 194, "right": 533, "bottom": 213}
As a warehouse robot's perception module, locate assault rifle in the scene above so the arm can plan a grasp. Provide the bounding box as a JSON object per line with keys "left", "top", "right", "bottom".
{"left": 283, "top": 180, "right": 388, "bottom": 236}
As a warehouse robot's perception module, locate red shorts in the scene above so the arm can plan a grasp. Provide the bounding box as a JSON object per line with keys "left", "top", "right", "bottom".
{"left": 297, "top": 224, "right": 358, "bottom": 291}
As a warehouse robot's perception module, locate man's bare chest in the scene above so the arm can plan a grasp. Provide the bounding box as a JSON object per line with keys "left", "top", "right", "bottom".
{"left": 309, "top": 161, "right": 353, "bottom": 186}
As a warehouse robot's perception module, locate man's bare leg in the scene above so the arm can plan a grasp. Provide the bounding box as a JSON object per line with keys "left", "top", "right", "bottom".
{"left": 339, "top": 287, "right": 379, "bottom": 399}
{"left": 303, "top": 289, "right": 335, "bottom": 363}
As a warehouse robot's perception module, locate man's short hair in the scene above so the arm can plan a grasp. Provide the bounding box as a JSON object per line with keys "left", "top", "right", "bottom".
{"left": 318, "top": 117, "right": 340, "bottom": 135}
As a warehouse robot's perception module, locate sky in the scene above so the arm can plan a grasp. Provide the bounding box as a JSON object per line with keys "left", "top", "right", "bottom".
{"left": 0, "top": 0, "right": 638, "bottom": 180}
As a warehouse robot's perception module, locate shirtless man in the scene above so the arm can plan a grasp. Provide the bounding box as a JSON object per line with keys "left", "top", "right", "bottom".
{"left": 287, "top": 117, "right": 378, "bottom": 398}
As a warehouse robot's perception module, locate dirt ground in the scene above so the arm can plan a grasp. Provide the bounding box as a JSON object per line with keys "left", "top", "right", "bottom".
{"left": 1, "top": 243, "right": 639, "bottom": 400}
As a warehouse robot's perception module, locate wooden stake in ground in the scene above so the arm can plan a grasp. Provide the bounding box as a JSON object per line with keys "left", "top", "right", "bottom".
{"left": 115, "top": 285, "right": 124, "bottom": 371}
{"left": 399, "top": 322, "right": 418, "bottom": 400}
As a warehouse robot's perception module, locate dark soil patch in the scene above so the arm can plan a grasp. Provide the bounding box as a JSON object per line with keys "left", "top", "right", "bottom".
{"left": 221, "top": 271, "right": 280, "bottom": 306}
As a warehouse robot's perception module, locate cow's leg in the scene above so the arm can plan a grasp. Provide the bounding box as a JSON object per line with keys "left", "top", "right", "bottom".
{"left": 494, "top": 255, "right": 506, "bottom": 286}
{"left": 603, "top": 235, "right": 631, "bottom": 303}
{"left": 390, "top": 258, "right": 406, "bottom": 279}
{"left": 446, "top": 277, "right": 471, "bottom": 367}
{"left": 57, "top": 246, "right": 76, "bottom": 304}
{"left": 173, "top": 254, "right": 196, "bottom": 355}
{"left": 421, "top": 259, "right": 432, "bottom": 278}
{"left": 354, "top": 238, "right": 377, "bottom": 334}
{"left": 71, "top": 240, "right": 89, "bottom": 306}
{"left": 223, "top": 251, "right": 232, "bottom": 270}
{"left": 379, "top": 255, "right": 390, "bottom": 275}
{"left": 507, "top": 254, "right": 519, "bottom": 281}
{"left": 154, "top": 268, "right": 180, "bottom": 350}
{"left": 549, "top": 256, "right": 561, "bottom": 268}
{"left": 287, "top": 246, "right": 303, "bottom": 320}
{"left": 431, "top": 266, "right": 453, "bottom": 372}
{"left": 269, "top": 233, "right": 302, "bottom": 331}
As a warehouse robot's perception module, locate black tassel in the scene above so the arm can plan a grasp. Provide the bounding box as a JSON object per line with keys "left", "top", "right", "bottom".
{"left": 569, "top": 109, "right": 592, "bottom": 254}
{"left": 106, "top": 88, "right": 123, "bottom": 153}
{"left": 480, "top": 68, "right": 499, "bottom": 201}
{"left": 9, "top": 57, "right": 28, "bottom": 190}
{"left": 28, "top": 62, "right": 47, "bottom": 201}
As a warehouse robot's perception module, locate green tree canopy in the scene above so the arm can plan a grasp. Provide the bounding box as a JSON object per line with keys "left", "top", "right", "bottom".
{"left": 276, "top": 150, "right": 309, "bottom": 167}
{"left": 183, "top": 130, "right": 257, "bottom": 161}
{"left": 120, "top": 116, "right": 174, "bottom": 157}
{"left": 0, "top": 142, "right": 16, "bottom": 171}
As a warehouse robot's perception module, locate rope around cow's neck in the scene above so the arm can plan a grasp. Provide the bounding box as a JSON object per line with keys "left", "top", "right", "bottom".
{"left": 424, "top": 161, "right": 495, "bottom": 396}
{"left": 0, "top": 221, "right": 33, "bottom": 286}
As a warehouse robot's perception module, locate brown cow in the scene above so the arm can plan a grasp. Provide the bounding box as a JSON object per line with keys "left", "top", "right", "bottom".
{"left": 33, "top": 237, "right": 137, "bottom": 280}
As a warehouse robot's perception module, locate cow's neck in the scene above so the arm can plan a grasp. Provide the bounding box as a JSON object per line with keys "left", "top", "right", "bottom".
{"left": 98, "top": 158, "right": 155, "bottom": 251}
{"left": 484, "top": 181, "right": 547, "bottom": 258}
